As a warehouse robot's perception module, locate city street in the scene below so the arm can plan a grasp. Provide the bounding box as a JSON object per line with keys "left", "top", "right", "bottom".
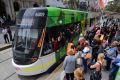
{"left": 0, "top": 47, "right": 110, "bottom": 80}
{"left": 0, "top": 13, "right": 119, "bottom": 80}
{"left": 0, "top": 0, "right": 120, "bottom": 80}
{"left": 0, "top": 48, "right": 49, "bottom": 80}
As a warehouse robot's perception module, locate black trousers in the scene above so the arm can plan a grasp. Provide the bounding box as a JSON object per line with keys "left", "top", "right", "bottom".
{"left": 4, "top": 34, "right": 9, "bottom": 43}
{"left": 8, "top": 33, "right": 12, "bottom": 41}
{"left": 66, "top": 73, "right": 74, "bottom": 80}
{"left": 109, "top": 71, "right": 117, "bottom": 80}
{"left": 105, "top": 57, "right": 112, "bottom": 71}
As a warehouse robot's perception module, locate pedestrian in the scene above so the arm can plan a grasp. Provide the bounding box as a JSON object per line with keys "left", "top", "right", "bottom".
{"left": 74, "top": 68, "right": 85, "bottom": 80}
{"left": 2, "top": 27, "right": 9, "bottom": 43}
{"left": 105, "top": 41, "right": 118, "bottom": 71}
{"left": 90, "top": 53, "right": 105, "bottom": 80}
{"left": 7, "top": 26, "right": 12, "bottom": 41}
{"left": 81, "top": 47, "right": 91, "bottom": 73}
{"left": 78, "top": 37, "right": 86, "bottom": 51}
{"left": 109, "top": 45, "right": 120, "bottom": 80}
{"left": 75, "top": 47, "right": 83, "bottom": 68}
{"left": 63, "top": 49, "right": 76, "bottom": 80}
{"left": 52, "top": 37, "right": 59, "bottom": 51}
{"left": 88, "top": 31, "right": 95, "bottom": 45}
{"left": 108, "top": 27, "right": 116, "bottom": 44}
{"left": 115, "top": 30, "right": 120, "bottom": 41}
{"left": 66, "top": 39, "right": 74, "bottom": 56}
{"left": 84, "top": 40, "right": 92, "bottom": 54}
{"left": 91, "top": 39, "right": 99, "bottom": 62}
{"left": 71, "top": 45, "right": 76, "bottom": 55}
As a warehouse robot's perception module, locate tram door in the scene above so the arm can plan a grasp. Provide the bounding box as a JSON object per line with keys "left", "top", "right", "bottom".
{"left": 40, "top": 31, "right": 56, "bottom": 72}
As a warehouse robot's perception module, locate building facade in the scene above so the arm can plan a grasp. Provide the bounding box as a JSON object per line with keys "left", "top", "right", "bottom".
{"left": 45, "top": 0, "right": 67, "bottom": 8}
{"left": 0, "top": 0, "right": 44, "bottom": 20}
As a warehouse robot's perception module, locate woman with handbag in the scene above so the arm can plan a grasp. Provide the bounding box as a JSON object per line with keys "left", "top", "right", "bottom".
{"left": 90, "top": 53, "right": 105, "bottom": 80}
{"left": 105, "top": 41, "right": 118, "bottom": 71}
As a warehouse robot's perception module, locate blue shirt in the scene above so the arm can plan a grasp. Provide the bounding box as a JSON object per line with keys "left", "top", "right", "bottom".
{"left": 63, "top": 55, "right": 76, "bottom": 73}
{"left": 106, "top": 47, "right": 117, "bottom": 59}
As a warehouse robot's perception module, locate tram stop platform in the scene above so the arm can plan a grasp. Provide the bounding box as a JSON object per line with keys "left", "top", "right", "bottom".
{"left": 42, "top": 62, "right": 109, "bottom": 80}
{"left": 0, "top": 43, "right": 12, "bottom": 51}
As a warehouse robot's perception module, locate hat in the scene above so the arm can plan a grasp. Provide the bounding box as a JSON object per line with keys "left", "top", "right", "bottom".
{"left": 83, "top": 47, "right": 90, "bottom": 53}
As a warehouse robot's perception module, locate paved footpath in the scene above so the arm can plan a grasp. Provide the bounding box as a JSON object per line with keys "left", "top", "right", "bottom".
{"left": 54, "top": 64, "right": 109, "bottom": 80}
{"left": 43, "top": 62, "right": 109, "bottom": 80}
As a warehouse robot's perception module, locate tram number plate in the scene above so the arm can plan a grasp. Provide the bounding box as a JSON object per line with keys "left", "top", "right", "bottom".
{"left": 35, "top": 13, "right": 45, "bottom": 17}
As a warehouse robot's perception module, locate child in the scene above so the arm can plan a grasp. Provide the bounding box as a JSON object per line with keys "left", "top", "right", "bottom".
{"left": 74, "top": 68, "right": 85, "bottom": 80}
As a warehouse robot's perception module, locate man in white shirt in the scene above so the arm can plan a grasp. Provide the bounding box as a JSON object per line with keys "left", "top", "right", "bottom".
{"left": 2, "top": 27, "right": 9, "bottom": 43}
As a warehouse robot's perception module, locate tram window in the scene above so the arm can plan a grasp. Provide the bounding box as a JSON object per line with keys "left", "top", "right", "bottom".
{"left": 16, "top": 9, "right": 26, "bottom": 25}
{"left": 51, "top": 26, "right": 67, "bottom": 51}
{"left": 58, "top": 30, "right": 66, "bottom": 47}
{"left": 41, "top": 32, "right": 53, "bottom": 56}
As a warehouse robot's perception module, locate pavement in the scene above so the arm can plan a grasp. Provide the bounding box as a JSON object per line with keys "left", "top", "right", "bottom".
{"left": 0, "top": 26, "right": 15, "bottom": 51}
{"left": 44, "top": 62, "right": 109, "bottom": 80}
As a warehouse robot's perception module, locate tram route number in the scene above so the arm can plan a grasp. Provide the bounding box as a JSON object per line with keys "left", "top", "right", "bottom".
{"left": 35, "top": 13, "right": 45, "bottom": 17}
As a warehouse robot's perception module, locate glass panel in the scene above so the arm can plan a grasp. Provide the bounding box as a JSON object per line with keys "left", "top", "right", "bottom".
{"left": 41, "top": 32, "right": 53, "bottom": 56}
{"left": 15, "top": 28, "right": 39, "bottom": 52}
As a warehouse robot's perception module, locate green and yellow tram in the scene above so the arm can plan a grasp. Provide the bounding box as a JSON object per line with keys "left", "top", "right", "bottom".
{"left": 12, "top": 7, "right": 88, "bottom": 76}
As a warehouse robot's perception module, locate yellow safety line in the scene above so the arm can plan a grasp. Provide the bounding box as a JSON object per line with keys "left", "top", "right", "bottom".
{"left": 23, "top": 58, "right": 56, "bottom": 71}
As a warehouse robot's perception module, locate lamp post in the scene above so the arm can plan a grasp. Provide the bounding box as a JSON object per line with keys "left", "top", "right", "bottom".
{"left": 42, "top": 0, "right": 46, "bottom": 7}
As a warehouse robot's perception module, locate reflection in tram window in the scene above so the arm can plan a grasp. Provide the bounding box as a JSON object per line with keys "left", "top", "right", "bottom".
{"left": 41, "top": 32, "right": 52, "bottom": 56}
{"left": 15, "top": 28, "right": 39, "bottom": 52}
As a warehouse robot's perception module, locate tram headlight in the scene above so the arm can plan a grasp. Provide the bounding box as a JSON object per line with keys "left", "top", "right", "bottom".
{"left": 15, "top": 67, "right": 21, "bottom": 71}
{"left": 31, "top": 57, "right": 38, "bottom": 63}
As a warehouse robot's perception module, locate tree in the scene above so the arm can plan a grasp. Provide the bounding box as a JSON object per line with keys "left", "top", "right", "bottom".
{"left": 106, "top": 0, "right": 120, "bottom": 13}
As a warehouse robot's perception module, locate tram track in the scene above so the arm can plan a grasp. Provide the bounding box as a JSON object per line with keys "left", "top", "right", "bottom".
{"left": 0, "top": 48, "right": 13, "bottom": 63}
{"left": 4, "top": 72, "right": 16, "bottom": 80}
{"left": 0, "top": 57, "right": 12, "bottom": 63}
{"left": 0, "top": 48, "right": 12, "bottom": 55}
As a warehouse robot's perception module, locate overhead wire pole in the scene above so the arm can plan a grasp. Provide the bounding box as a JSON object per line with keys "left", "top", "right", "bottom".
{"left": 43, "top": 0, "right": 46, "bottom": 7}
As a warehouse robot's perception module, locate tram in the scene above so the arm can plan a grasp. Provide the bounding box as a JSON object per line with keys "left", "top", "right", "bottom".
{"left": 12, "top": 7, "right": 88, "bottom": 76}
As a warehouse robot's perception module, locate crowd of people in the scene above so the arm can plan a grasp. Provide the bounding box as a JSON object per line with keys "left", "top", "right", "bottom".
{"left": 63, "top": 14, "right": 120, "bottom": 80}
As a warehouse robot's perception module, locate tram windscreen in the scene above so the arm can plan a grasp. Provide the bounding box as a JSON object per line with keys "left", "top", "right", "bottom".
{"left": 13, "top": 9, "right": 47, "bottom": 65}
{"left": 15, "top": 28, "right": 39, "bottom": 51}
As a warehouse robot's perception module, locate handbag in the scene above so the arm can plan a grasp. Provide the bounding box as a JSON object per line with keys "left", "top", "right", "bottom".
{"left": 84, "top": 53, "right": 92, "bottom": 59}
{"left": 90, "top": 70, "right": 101, "bottom": 80}
{"left": 90, "top": 62, "right": 102, "bottom": 80}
